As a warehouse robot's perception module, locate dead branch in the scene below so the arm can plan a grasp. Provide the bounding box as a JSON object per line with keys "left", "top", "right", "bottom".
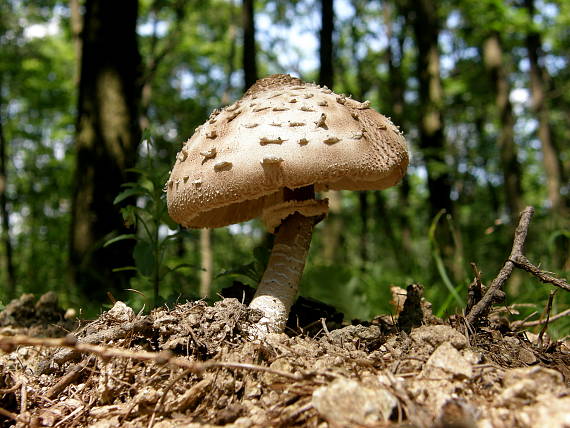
{"left": 510, "top": 255, "right": 570, "bottom": 292}
{"left": 50, "top": 317, "right": 153, "bottom": 367}
{"left": 516, "top": 309, "right": 569, "bottom": 330}
{"left": 0, "top": 334, "right": 303, "bottom": 381}
{"left": 0, "top": 407, "right": 17, "bottom": 421}
{"left": 46, "top": 356, "right": 96, "bottom": 399}
{"left": 511, "top": 308, "right": 570, "bottom": 328}
{"left": 466, "top": 207, "right": 534, "bottom": 325}
{"left": 538, "top": 291, "right": 556, "bottom": 348}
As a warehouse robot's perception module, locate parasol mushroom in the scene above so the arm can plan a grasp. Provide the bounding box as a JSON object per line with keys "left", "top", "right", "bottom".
{"left": 166, "top": 74, "right": 409, "bottom": 337}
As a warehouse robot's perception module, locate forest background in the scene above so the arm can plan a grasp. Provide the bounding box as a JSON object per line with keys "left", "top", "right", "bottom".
{"left": 0, "top": 0, "right": 568, "bottom": 336}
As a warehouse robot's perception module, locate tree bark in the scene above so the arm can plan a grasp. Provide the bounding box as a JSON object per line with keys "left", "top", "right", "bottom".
{"left": 317, "top": 0, "right": 343, "bottom": 264}
{"left": 242, "top": 0, "right": 258, "bottom": 91}
{"left": 69, "top": 0, "right": 142, "bottom": 301}
{"left": 0, "top": 99, "right": 16, "bottom": 300}
{"left": 482, "top": 33, "right": 523, "bottom": 220}
{"left": 405, "top": 0, "right": 452, "bottom": 218}
{"left": 319, "top": 0, "right": 334, "bottom": 89}
{"left": 384, "top": 0, "right": 413, "bottom": 265}
{"left": 524, "top": 0, "right": 565, "bottom": 214}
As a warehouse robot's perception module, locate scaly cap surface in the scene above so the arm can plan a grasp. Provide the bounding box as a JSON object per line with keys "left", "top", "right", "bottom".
{"left": 167, "top": 74, "right": 408, "bottom": 229}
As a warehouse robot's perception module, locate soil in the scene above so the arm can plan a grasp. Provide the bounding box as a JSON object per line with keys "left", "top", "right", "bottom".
{"left": 0, "top": 287, "right": 569, "bottom": 428}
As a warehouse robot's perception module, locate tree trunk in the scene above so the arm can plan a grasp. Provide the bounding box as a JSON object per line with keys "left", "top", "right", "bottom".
{"left": 384, "top": 0, "right": 413, "bottom": 265}
{"left": 69, "top": 0, "right": 82, "bottom": 84}
{"left": 524, "top": 0, "right": 565, "bottom": 214}
{"left": 359, "top": 191, "right": 368, "bottom": 270}
{"left": 69, "top": 0, "right": 142, "bottom": 301}
{"left": 318, "top": 0, "right": 343, "bottom": 264}
{"left": 405, "top": 0, "right": 452, "bottom": 218}
{"left": 482, "top": 33, "right": 523, "bottom": 220}
{"left": 0, "top": 100, "right": 16, "bottom": 300}
{"left": 319, "top": 0, "right": 334, "bottom": 89}
{"left": 242, "top": 0, "right": 258, "bottom": 91}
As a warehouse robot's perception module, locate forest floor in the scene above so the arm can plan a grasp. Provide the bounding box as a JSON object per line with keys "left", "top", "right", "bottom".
{"left": 0, "top": 284, "right": 569, "bottom": 428}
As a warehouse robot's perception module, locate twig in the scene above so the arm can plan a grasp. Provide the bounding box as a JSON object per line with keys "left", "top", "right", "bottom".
{"left": 46, "top": 356, "right": 95, "bottom": 399}
{"left": 466, "top": 207, "right": 534, "bottom": 326}
{"left": 0, "top": 334, "right": 303, "bottom": 381}
{"left": 20, "top": 379, "right": 27, "bottom": 414}
{"left": 511, "top": 308, "right": 570, "bottom": 328}
{"left": 465, "top": 262, "right": 483, "bottom": 314}
{"left": 510, "top": 255, "right": 570, "bottom": 292}
{"left": 538, "top": 291, "right": 556, "bottom": 348}
{"left": 0, "top": 407, "right": 17, "bottom": 421}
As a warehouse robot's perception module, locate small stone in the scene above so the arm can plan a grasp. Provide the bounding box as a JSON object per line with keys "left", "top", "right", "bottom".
{"left": 106, "top": 301, "right": 135, "bottom": 323}
{"left": 410, "top": 325, "right": 467, "bottom": 351}
{"left": 421, "top": 342, "right": 473, "bottom": 380}
{"left": 312, "top": 378, "right": 397, "bottom": 425}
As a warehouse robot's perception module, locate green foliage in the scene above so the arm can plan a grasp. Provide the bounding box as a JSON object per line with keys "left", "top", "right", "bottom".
{"left": 0, "top": 0, "right": 567, "bottom": 336}
{"left": 105, "top": 133, "right": 195, "bottom": 308}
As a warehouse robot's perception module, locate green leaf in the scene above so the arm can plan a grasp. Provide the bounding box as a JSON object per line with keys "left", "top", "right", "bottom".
{"left": 216, "top": 262, "right": 260, "bottom": 284}
{"left": 134, "top": 240, "right": 155, "bottom": 277}
{"left": 104, "top": 234, "right": 137, "bottom": 247}
{"left": 160, "top": 263, "right": 200, "bottom": 280}
{"left": 113, "top": 186, "right": 151, "bottom": 204}
{"left": 112, "top": 266, "right": 138, "bottom": 273}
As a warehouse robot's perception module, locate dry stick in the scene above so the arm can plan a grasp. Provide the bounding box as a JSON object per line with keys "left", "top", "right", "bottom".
{"left": 46, "top": 356, "right": 95, "bottom": 399}
{"left": 511, "top": 308, "right": 570, "bottom": 328}
{"left": 0, "top": 407, "right": 17, "bottom": 421}
{"left": 466, "top": 206, "right": 535, "bottom": 326}
{"left": 510, "top": 255, "right": 570, "bottom": 292}
{"left": 0, "top": 335, "right": 303, "bottom": 381}
{"left": 538, "top": 290, "right": 556, "bottom": 348}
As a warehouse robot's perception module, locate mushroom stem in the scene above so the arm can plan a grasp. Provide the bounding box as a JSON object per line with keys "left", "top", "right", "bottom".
{"left": 249, "top": 212, "right": 315, "bottom": 336}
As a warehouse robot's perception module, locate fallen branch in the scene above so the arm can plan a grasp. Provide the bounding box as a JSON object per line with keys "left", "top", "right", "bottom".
{"left": 511, "top": 308, "right": 570, "bottom": 328}
{"left": 510, "top": 255, "right": 570, "bottom": 292}
{"left": 0, "top": 334, "right": 303, "bottom": 381}
{"left": 466, "top": 207, "right": 534, "bottom": 325}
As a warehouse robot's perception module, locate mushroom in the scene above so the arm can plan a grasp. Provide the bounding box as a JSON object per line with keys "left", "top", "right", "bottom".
{"left": 166, "top": 74, "right": 409, "bottom": 337}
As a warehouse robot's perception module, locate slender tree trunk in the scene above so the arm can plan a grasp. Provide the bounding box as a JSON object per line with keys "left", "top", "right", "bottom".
{"left": 242, "top": 0, "right": 258, "bottom": 91}
{"left": 524, "top": 0, "right": 565, "bottom": 214}
{"left": 0, "top": 100, "right": 16, "bottom": 300}
{"left": 405, "top": 0, "right": 452, "bottom": 218}
{"left": 69, "top": 0, "right": 142, "bottom": 301}
{"left": 69, "top": 0, "right": 82, "bottom": 84}
{"left": 384, "top": 0, "right": 413, "bottom": 266}
{"left": 222, "top": 0, "right": 238, "bottom": 104}
{"left": 359, "top": 192, "right": 368, "bottom": 270}
{"left": 319, "top": 0, "right": 334, "bottom": 89}
{"left": 317, "top": 0, "right": 342, "bottom": 265}
{"left": 482, "top": 33, "right": 523, "bottom": 220}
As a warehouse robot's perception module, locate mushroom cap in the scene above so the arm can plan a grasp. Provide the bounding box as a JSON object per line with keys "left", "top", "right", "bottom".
{"left": 167, "top": 74, "right": 409, "bottom": 229}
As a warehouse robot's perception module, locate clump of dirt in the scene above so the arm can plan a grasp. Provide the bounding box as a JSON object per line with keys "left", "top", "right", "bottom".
{"left": 0, "top": 292, "right": 76, "bottom": 338}
{"left": 0, "top": 288, "right": 568, "bottom": 428}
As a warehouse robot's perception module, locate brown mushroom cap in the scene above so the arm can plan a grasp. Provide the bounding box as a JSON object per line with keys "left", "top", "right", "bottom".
{"left": 167, "top": 74, "right": 409, "bottom": 229}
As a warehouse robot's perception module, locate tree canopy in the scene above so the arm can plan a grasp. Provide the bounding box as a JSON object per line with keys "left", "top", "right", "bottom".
{"left": 0, "top": 0, "right": 568, "bottom": 335}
